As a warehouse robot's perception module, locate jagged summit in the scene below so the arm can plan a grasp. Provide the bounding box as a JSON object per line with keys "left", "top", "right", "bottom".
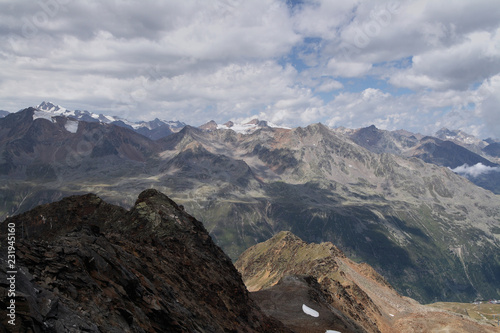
{"left": 199, "top": 118, "right": 290, "bottom": 134}
{"left": 36, "top": 101, "right": 66, "bottom": 112}
{"left": 31, "top": 101, "right": 186, "bottom": 140}
{"left": 0, "top": 190, "right": 290, "bottom": 332}
{"left": 435, "top": 127, "right": 488, "bottom": 147}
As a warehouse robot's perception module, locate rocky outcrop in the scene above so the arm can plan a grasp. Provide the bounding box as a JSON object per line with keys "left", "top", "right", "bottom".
{"left": 0, "top": 190, "right": 291, "bottom": 332}
{"left": 235, "top": 231, "right": 500, "bottom": 333}
{"left": 236, "top": 231, "right": 387, "bottom": 333}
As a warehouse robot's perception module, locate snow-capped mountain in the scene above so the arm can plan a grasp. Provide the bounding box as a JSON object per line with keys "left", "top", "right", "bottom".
{"left": 34, "top": 101, "right": 185, "bottom": 140}
{"left": 200, "top": 119, "right": 290, "bottom": 134}
{"left": 434, "top": 127, "right": 488, "bottom": 152}
{"left": 0, "top": 110, "right": 10, "bottom": 118}
{"left": 35, "top": 101, "right": 119, "bottom": 123}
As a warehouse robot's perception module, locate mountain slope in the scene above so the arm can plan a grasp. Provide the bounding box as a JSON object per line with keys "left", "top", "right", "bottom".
{"left": 346, "top": 125, "right": 500, "bottom": 193}
{"left": 484, "top": 142, "right": 500, "bottom": 158}
{"left": 158, "top": 124, "right": 500, "bottom": 303}
{"left": 236, "top": 232, "right": 500, "bottom": 333}
{"left": 0, "top": 190, "right": 290, "bottom": 332}
{"left": 0, "top": 108, "right": 160, "bottom": 183}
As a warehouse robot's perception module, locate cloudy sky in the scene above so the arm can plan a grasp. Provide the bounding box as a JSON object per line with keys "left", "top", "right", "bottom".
{"left": 1, "top": 0, "right": 499, "bottom": 138}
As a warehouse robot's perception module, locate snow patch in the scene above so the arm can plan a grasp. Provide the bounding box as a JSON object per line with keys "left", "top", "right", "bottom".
{"left": 302, "top": 304, "right": 319, "bottom": 317}
{"left": 450, "top": 163, "right": 500, "bottom": 178}
{"left": 65, "top": 120, "right": 79, "bottom": 133}
{"left": 217, "top": 123, "right": 259, "bottom": 134}
{"left": 326, "top": 330, "right": 341, "bottom": 333}
{"left": 33, "top": 110, "right": 56, "bottom": 122}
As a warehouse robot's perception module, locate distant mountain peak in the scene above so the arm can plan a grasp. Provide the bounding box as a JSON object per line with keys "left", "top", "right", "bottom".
{"left": 36, "top": 101, "right": 66, "bottom": 113}
{"left": 30, "top": 101, "right": 185, "bottom": 140}
{"left": 203, "top": 118, "right": 290, "bottom": 134}
{"left": 199, "top": 120, "right": 218, "bottom": 131}
{"left": 435, "top": 127, "right": 487, "bottom": 148}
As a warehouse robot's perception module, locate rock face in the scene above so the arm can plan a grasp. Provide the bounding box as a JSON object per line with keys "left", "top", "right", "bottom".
{"left": 0, "top": 190, "right": 291, "bottom": 332}
{"left": 235, "top": 231, "right": 500, "bottom": 333}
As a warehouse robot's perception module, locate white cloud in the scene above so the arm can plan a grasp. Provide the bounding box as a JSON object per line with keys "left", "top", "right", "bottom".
{"left": 451, "top": 163, "right": 500, "bottom": 178}
{"left": 0, "top": 0, "right": 499, "bottom": 138}
{"left": 474, "top": 74, "right": 500, "bottom": 139}
{"left": 315, "top": 79, "right": 343, "bottom": 92}
{"left": 327, "top": 58, "right": 372, "bottom": 78}
{"left": 389, "top": 29, "right": 500, "bottom": 91}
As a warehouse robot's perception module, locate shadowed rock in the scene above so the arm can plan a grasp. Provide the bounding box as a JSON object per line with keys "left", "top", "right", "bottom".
{"left": 0, "top": 189, "right": 291, "bottom": 332}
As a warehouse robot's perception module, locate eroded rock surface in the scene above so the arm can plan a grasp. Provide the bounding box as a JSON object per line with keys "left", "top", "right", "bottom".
{"left": 0, "top": 189, "right": 290, "bottom": 332}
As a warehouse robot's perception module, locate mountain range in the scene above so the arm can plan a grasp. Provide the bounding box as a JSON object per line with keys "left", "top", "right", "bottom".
{"left": 340, "top": 125, "right": 500, "bottom": 194}
{"left": 1, "top": 102, "right": 499, "bottom": 305}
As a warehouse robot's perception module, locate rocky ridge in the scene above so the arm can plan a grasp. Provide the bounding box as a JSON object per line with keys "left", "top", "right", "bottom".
{"left": 0, "top": 190, "right": 290, "bottom": 332}
{"left": 236, "top": 231, "right": 500, "bottom": 333}
{"left": 342, "top": 124, "right": 500, "bottom": 193}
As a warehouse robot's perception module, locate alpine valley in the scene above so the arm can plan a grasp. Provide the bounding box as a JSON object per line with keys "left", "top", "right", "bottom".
{"left": 1, "top": 102, "right": 500, "bottom": 309}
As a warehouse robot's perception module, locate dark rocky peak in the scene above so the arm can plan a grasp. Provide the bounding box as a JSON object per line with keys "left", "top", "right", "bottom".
{"left": 246, "top": 119, "right": 269, "bottom": 127}
{"left": 415, "top": 136, "right": 497, "bottom": 168}
{"left": 0, "top": 108, "right": 36, "bottom": 142}
{"left": 0, "top": 190, "right": 291, "bottom": 332}
{"left": 178, "top": 124, "right": 203, "bottom": 137}
{"left": 1, "top": 193, "right": 126, "bottom": 241}
{"left": 485, "top": 137, "right": 500, "bottom": 144}
{"left": 483, "top": 142, "right": 500, "bottom": 157}
{"left": 126, "top": 189, "right": 208, "bottom": 240}
{"left": 352, "top": 125, "right": 383, "bottom": 144}
{"left": 158, "top": 125, "right": 206, "bottom": 151}
{"left": 1, "top": 107, "right": 35, "bottom": 123}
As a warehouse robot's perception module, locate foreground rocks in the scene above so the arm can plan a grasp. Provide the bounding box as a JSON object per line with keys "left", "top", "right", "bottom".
{"left": 0, "top": 190, "right": 290, "bottom": 332}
